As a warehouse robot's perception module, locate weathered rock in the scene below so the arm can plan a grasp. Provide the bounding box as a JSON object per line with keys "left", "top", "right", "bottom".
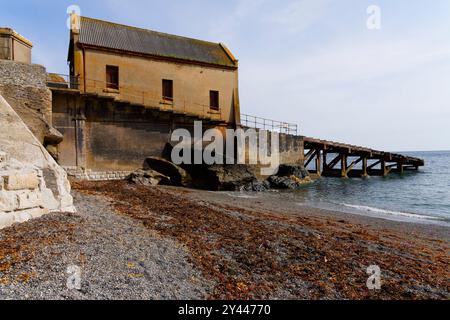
{"left": 44, "top": 126, "right": 64, "bottom": 146}
{"left": 277, "top": 164, "right": 310, "bottom": 179}
{"left": 45, "top": 144, "right": 59, "bottom": 161}
{"left": 0, "top": 93, "right": 75, "bottom": 229}
{"left": 0, "top": 151, "right": 8, "bottom": 167}
{"left": 241, "top": 180, "right": 271, "bottom": 192}
{"left": 127, "top": 169, "right": 170, "bottom": 186}
{"left": 188, "top": 164, "right": 258, "bottom": 191}
{"left": 268, "top": 174, "right": 312, "bottom": 189}
{"left": 3, "top": 171, "right": 40, "bottom": 191}
{"left": 268, "top": 176, "right": 300, "bottom": 189}
{"left": 143, "top": 157, "right": 192, "bottom": 187}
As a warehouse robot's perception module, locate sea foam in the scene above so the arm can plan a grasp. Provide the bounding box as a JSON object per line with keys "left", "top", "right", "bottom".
{"left": 341, "top": 203, "right": 439, "bottom": 221}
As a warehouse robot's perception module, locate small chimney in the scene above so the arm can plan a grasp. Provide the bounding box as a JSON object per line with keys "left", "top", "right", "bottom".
{"left": 70, "top": 12, "right": 80, "bottom": 34}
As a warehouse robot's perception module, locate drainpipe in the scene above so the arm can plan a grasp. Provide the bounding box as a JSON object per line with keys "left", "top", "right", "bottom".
{"left": 82, "top": 46, "right": 86, "bottom": 93}
{"left": 10, "top": 37, "right": 14, "bottom": 61}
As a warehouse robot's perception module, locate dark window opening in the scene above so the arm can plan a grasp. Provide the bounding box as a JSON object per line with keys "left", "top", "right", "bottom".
{"left": 210, "top": 90, "right": 219, "bottom": 110}
{"left": 106, "top": 65, "right": 119, "bottom": 90}
{"left": 162, "top": 79, "right": 173, "bottom": 101}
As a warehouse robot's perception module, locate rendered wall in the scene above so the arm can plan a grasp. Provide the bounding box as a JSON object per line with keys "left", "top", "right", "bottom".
{"left": 79, "top": 48, "right": 238, "bottom": 124}
{"left": 12, "top": 39, "right": 32, "bottom": 64}
{"left": 53, "top": 91, "right": 304, "bottom": 177}
{"left": 52, "top": 91, "right": 214, "bottom": 172}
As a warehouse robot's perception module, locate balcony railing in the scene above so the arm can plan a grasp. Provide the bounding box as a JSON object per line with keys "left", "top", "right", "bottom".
{"left": 241, "top": 114, "right": 298, "bottom": 136}
{"left": 46, "top": 73, "right": 222, "bottom": 121}
{"left": 47, "top": 73, "right": 79, "bottom": 90}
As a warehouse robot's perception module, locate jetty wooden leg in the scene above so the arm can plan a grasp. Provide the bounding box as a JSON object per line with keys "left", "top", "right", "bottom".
{"left": 315, "top": 150, "right": 322, "bottom": 176}
{"left": 323, "top": 151, "right": 328, "bottom": 171}
{"left": 397, "top": 162, "right": 404, "bottom": 174}
{"left": 381, "top": 160, "right": 388, "bottom": 177}
{"left": 341, "top": 154, "right": 348, "bottom": 178}
{"left": 362, "top": 157, "right": 368, "bottom": 178}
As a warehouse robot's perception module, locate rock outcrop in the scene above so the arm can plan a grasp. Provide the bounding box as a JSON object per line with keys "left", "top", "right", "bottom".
{"left": 127, "top": 169, "right": 170, "bottom": 186}
{"left": 0, "top": 94, "right": 75, "bottom": 229}
{"left": 186, "top": 163, "right": 311, "bottom": 191}
{"left": 184, "top": 164, "right": 258, "bottom": 191}
{"left": 134, "top": 160, "right": 312, "bottom": 192}
{"left": 143, "top": 157, "right": 192, "bottom": 187}
{"left": 267, "top": 164, "right": 312, "bottom": 189}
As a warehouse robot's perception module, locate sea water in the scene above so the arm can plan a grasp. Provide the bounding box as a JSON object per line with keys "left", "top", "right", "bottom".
{"left": 294, "top": 151, "right": 450, "bottom": 226}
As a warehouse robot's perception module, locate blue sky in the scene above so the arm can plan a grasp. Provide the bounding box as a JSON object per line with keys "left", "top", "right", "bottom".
{"left": 2, "top": 0, "right": 450, "bottom": 151}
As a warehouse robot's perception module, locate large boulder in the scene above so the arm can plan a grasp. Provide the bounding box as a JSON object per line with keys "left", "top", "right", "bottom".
{"left": 277, "top": 164, "right": 310, "bottom": 179}
{"left": 265, "top": 164, "right": 311, "bottom": 189}
{"left": 0, "top": 93, "right": 75, "bottom": 229}
{"left": 127, "top": 169, "right": 170, "bottom": 186}
{"left": 267, "top": 176, "right": 301, "bottom": 189}
{"left": 187, "top": 164, "right": 258, "bottom": 191}
{"left": 143, "top": 157, "right": 192, "bottom": 187}
{"left": 241, "top": 180, "right": 271, "bottom": 192}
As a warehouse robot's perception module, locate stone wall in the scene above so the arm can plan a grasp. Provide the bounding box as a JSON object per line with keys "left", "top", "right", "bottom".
{"left": 52, "top": 91, "right": 212, "bottom": 172}
{"left": 53, "top": 90, "right": 304, "bottom": 178}
{"left": 0, "top": 94, "right": 75, "bottom": 229}
{"left": 64, "top": 166, "right": 132, "bottom": 181}
{"left": 0, "top": 151, "right": 49, "bottom": 228}
{"left": 0, "top": 60, "right": 47, "bottom": 87}
{"left": 0, "top": 60, "right": 61, "bottom": 146}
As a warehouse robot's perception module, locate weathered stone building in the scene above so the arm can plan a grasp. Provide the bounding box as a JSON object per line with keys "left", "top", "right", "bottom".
{"left": 0, "top": 28, "right": 32, "bottom": 64}
{"left": 68, "top": 15, "right": 240, "bottom": 124}
{"left": 52, "top": 15, "right": 243, "bottom": 177}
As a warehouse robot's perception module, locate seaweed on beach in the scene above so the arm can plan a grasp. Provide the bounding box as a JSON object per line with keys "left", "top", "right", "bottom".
{"left": 0, "top": 214, "right": 79, "bottom": 285}
{"left": 72, "top": 181, "right": 450, "bottom": 300}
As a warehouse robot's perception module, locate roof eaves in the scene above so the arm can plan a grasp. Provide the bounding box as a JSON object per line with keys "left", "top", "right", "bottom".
{"left": 78, "top": 43, "right": 238, "bottom": 69}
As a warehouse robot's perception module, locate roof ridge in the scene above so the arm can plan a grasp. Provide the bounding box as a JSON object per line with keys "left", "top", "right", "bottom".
{"left": 80, "top": 16, "right": 221, "bottom": 48}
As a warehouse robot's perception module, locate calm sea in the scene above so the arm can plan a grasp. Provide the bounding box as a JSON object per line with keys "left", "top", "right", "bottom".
{"left": 295, "top": 151, "right": 450, "bottom": 226}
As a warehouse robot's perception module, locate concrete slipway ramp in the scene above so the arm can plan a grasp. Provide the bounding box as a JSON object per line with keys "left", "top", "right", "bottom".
{"left": 0, "top": 94, "right": 75, "bottom": 229}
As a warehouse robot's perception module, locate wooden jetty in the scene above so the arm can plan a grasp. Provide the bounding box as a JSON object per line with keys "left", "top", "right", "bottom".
{"left": 303, "top": 137, "right": 425, "bottom": 178}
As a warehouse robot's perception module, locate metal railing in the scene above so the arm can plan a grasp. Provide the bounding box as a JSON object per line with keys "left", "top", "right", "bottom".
{"left": 47, "top": 73, "right": 79, "bottom": 90}
{"left": 46, "top": 73, "right": 222, "bottom": 121}
{"left": 241, "top": 114, "right": 298, "bottom": 136}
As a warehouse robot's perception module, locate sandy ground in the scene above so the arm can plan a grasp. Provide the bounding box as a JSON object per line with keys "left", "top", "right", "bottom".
{"left": 0, "top": 180, "right": 448, "bottom": 300}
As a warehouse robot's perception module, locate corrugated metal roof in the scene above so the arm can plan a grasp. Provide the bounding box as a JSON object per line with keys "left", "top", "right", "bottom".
{"left": 78, "top": 17, "right": 237, "bottom": 68}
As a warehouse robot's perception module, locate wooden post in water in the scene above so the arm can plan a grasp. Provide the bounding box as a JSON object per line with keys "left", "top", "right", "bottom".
{"left": 315, "top": 149, "right": 322, "bottom": 176}
{"left": 397, "top": 161, "right": 404, "bottom": 174}
{"left": 341, "top": 154, "right": 348, "bottom": 178}
{"left": 362, "top": 156, "right": 368, "bottom": 178}
{"left": 381, "top": 159, "right": 388, "bottom": 177}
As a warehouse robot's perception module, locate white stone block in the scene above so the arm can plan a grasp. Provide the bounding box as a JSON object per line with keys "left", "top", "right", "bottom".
{"left": 0, "top": 212, "right": 15, "bottom": 229}
{"left": 5, "top": 172, "right": 40, "bottom": 190}
{"left": 0, "top": 190, "right": 17, "bottom": 212}
{"left": 41, "top": 188, "right": 59, "bottom": 211}
{"left": 0, "top": 151, "right": 9, "bottom": 167}
{"left": 16, "top": 190, "right": 42, "bottom": 210}
{"left": 13, "top": 209, "right": 33, "bottom": 223}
